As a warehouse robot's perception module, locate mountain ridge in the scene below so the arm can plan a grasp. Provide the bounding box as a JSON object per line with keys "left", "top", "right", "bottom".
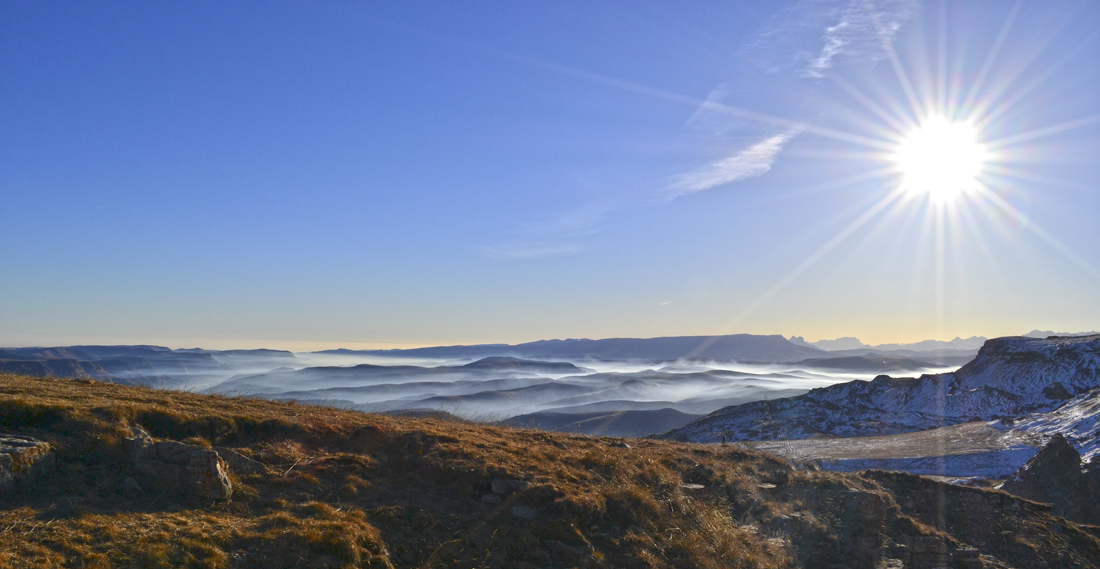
{"left": 318, "top": 333, "right": 826, "bottom": 363}
{"left": 662, "top": 334, "right": 1100, "bottom": 444}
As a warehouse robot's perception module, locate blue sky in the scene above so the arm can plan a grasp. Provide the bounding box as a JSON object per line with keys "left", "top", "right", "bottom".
{"left": 2, "top": 1, "right": 1098, "bottom": 350}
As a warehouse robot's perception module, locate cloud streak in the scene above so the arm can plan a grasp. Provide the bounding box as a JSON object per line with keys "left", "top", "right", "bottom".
{"left": 802, "top": 0, "right": 916, "bottom": 78}
{"left": 669, "top": 131, "right": 797, "bottom": 196}
{"left": 669, "top": 0, "right": 915, "bottom": 197}
{"left": 741, "top": 0, "right": 916, "bottom": 79}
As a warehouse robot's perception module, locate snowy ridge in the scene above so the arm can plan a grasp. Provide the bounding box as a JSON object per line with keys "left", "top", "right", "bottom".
{"left": 662, "top": 335, "right": 1100, "bottom": 443}
{"left": 1011, "top": 387, "right": 1100, "bottom": 462}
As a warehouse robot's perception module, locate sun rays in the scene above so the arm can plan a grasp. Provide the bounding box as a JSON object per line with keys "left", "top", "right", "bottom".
{"left": 695, "top": 2, "right": 1100, "bottom": 340}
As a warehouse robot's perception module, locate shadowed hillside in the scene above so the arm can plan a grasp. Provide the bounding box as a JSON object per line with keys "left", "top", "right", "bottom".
{"left": 2, "top": 373, "right": 1098, "bottom": 568}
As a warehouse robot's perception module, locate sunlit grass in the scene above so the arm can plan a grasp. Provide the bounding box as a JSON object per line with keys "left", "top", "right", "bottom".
{"left": 0, "top": 373, "right": 1096, "bottom": 567}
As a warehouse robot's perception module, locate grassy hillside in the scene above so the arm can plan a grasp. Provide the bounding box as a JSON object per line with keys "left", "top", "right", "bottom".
{"left": 1, "top": 373, "right": 1098, "bottom": 569}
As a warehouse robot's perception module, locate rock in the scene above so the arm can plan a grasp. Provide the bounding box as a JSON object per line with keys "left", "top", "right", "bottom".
{"left": 214, "top": 446, "right": 266, "bottom": 474}
{"left": 511, "top": 505, "right": 539, "bottom": 520}
{"left": 1002, "top": 434, "right": 1087, "bottom": 522}
{"left": 608, "top": 441, "right": 630, "bottom": 448}
{"left": 953, "top": 547, "right": 979, "bottom": 559}
{"left": 125, "top": 427, "right": 232, "bottom": 500}
{"left": 1042, "top": 382, "right": 1072, "bottom": 400}
{"left": 909, "top": 536, "right": 947, "bottom": 554}
{"left": 121, "top": 476, "right": 143, "bottom": 497}
{"left": 491, "top": 477, "right": 529, "bottom": 495}
{"left": 0, "top": 434, "right": 54, "bottom": 491}
{"left": 480, "top": 493, "right": 503, "bottom": 505}
{"left": 953, "top": 547, "right": 982, "bottom": 569}
{"left": 908, "top": 536, "right": 951, "bottom": 569}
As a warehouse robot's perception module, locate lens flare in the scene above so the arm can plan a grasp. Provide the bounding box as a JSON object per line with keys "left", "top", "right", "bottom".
{"left": 895, "top": 117, "right": 988, "bottom": 203}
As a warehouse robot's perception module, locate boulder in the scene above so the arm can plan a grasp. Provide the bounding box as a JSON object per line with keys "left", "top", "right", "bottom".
{"left": 121, "top": 476, "right": 143, "bottom": 498}
{"left": 0, "top": 434, "right": 54, "bottom": 491}
{"left": 1002, "top": 434, "right": 1086, "bottom": 521}
{"left": 125, "top": 427, "right": 232, "bottom": 499}
{"left": 490, "top": 477, "right": 529, "bottom": 495}
{"left": 511, "top": 505, "right": 539, "bottom": 520}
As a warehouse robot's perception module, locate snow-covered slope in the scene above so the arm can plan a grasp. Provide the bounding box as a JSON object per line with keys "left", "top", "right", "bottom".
{"left": 1011, "top": 387, "right": 1100, "bottom": 462}
{"left": 662, "top": 335, "right": 1100, "bottom": 443}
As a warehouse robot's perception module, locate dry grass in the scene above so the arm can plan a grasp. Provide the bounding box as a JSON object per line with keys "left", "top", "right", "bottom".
{"left": 0, "top": 373, "right": 1098, "bottom": 568}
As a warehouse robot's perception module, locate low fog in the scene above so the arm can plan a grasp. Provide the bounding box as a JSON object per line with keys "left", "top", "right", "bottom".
{"left": 0, "top": 337, "right": 965, "bottom": 436}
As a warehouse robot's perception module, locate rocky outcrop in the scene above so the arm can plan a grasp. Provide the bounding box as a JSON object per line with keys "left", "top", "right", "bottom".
{"left": 125, "top": 427, "right": 232, "bottom": 499}
{"left": 0, "top": 434, "right": 54, "bottom": 491}
{"left": 480, "top": 477, "right": 529, "bottom": 506}
{"left": 1001, "top": 434, "right": 1100, "bottom": 524}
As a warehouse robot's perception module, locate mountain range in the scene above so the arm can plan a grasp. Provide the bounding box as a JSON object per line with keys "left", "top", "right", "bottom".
{"left": 662, "top": 334, "right": 1100, "bottom": 477}
{"left": 321, "top": 333, "right": 827, "bottom": 363}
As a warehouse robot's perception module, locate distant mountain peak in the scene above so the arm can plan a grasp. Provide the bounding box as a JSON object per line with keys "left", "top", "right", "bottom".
{"left": 1024, "top": 329, "right": 1100, "bottom": 339}
{"left": 808, "top": 337, "right": 867, "bottom": 351}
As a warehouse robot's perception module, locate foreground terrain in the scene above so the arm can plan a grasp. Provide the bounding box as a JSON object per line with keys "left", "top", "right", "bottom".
{"left": 2, "top": 373, "right": 1099, "bottom": 568}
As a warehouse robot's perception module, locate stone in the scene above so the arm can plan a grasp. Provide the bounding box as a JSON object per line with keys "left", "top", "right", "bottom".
{"left": 491, "top": 477, "right": 529, "bottom": 495}
{"left": 481, "top": 493, "right": 503, "bottom": 505}
{"left": 121, "top": 476, "right": 143, "bottom": 497}
{"left": 511, "top": 505, "right": 539, "bottom": 520}
{"left": 608, "top": 441, "right": 630, "bottom": 448}
{"left": 0, "top": 434, "right": 54, "bottom": 491}
{"left": 125, "top": 427, "right": 232, "bottom": 500}
{"left": 953, "top": 547, "right": 980, "bottom": 559}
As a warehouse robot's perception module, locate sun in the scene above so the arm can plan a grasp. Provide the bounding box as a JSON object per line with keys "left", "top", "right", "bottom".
{"left": 894, "top": 117, "right": 987, "bottom": 203}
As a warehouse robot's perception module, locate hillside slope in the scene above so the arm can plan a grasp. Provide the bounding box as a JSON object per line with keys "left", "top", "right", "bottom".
{"left": 2, "top": 374, "right": 1099, "bottom": 568}
{"left": 663, "top": 335, "right": 1100, "bottom": 443}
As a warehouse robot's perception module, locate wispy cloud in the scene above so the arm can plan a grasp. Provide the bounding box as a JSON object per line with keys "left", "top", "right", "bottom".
{"left": 801, "top": 0, "right": 916, "bottom": 78}
{"left": 805, "top": 18, "right": 851, "bottom": 78}
{"left": 481, "top": 243, "right": 583, "bottom": 260}
{"left": 669, "top": 0, "right": 914, "bottom": 196}
{"left": 669, "top": 131, "right": 797, "bottom": 196}
{"left": 489, "top": 0, "right": 916, "bottom": 256}
{"left": 741, "top": 0, "right": 916, "bottom": 78}
{"left": 520, "top": 203, "right": 610, "bottom": 238}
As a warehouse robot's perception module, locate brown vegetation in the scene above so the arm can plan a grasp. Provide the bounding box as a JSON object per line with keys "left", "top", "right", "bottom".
{"left": 0, "top": 373, "right": 1097, "bottom": 568}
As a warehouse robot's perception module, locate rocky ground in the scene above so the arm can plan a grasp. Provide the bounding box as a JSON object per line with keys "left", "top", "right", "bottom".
{"left": 1, "top": 373, "right": 1099, "bottom": 568}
